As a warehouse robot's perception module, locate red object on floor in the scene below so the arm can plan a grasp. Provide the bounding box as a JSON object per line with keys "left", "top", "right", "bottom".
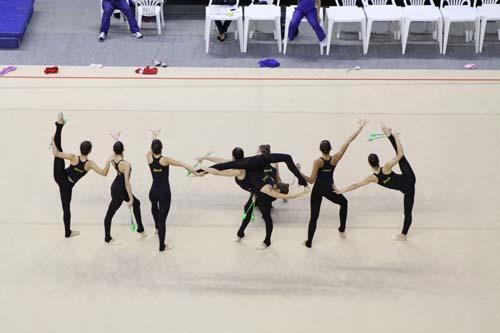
{"left": 44, "top": 66, "right": 59, "bottom": 74}
{"left": 135, "top": 66, "right": 158, "bottom": 75}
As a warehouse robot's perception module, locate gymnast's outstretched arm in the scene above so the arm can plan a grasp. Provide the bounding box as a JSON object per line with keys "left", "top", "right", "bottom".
{"left": 335, "top": 175, "right": 377, "bottom": 195}
{"left": 332, "top": 119, "right": 367, "bottom": 164}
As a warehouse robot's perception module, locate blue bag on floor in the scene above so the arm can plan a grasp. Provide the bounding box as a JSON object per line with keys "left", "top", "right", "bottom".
{"left": 258, "top": 58, "right": 280, "bottom": 68}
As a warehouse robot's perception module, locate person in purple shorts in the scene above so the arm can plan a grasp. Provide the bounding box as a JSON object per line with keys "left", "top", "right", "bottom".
{"left": 288, "top": 0, "right": 325, "bottom": 44}
{"left": 99, "top": 0, "right": 143, "bottom": 41}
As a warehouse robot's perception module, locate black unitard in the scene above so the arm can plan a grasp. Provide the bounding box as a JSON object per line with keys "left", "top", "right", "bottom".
{"left": 305, "top": 157, "right": 348, "bottom": 247}
{"left": 53, "top": 123, "right": 89, "bottom": 237}
{"left": 235, "top": 171, "right": 275, "bottom": 246}
{"left": 375, "top": 135, "right": 416, "bottom": 235}
{"left": 211, "top": 153, "right": 307, "bottom": 186}
{"left": 103, "top": 160, "right": 144, "bottom": 242}
{"left": 149, "top": 156, "right": 171, "bottom": 251}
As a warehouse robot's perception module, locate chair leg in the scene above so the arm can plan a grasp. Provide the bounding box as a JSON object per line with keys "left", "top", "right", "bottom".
{"left": 156, "top": 14, "right": 161, "bottom": 34}
{"left": 443, "top": 19, "right": 451, "bottom": 55}
{"left": 474, "top": 18, "right": 480, "bottom": 53}
{"left": 275, "top": 17, "right": 282, "bottom": 52}
{"left": 360, "top": 19, "right": 366, "bottom": 54}
{"left": 432, "top": 21, "right": 438, "bottom": 40}
{"left": 480, "top": 18, "right": 487, "bottom": 53}
{"left": 402, "top": 19, "right": 411, "bottom": 55}
{"left": 244, "top": 19, "right": 250, "bottom": 53}
{"left": 326, "top": 20, "right": 334, "bottom": 56}
{"left": 335, "top": 22, "right": 341, "bottom": 39}
{"left": 283, "top": 17, "right": 290, "bottom": 55}
{"left": 205, "top": 19, "right": 211, "bottom": 53}
{"left": 365, "top": 19, "right": 373, "bottom": 55}
{"left": 161, "top": 6, "right": 165, "bottom": 27}
{"left": 237, "top": 18, "right": 244, "bottom": 53}
{"left": 438, "top": 19, "right": 443, "bottom": 54}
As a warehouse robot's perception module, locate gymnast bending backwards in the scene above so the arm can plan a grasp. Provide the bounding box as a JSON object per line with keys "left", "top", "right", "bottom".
{"left": 335, "top": 125, "right": 416, "bottom": 241}
{"left": 51, "top": 113, "right": 112, "bottom": 238}
{"left": 301, "top": 119, "right": 367, "bottom": 248}
{"left": 198, "top": 147, "right": 309, "bottom": 250}
{"left": 147, "top": 129, "right": 203, "bottom": 252}
{"left": 103, "top": 134, "right": 146, "bottom": 245}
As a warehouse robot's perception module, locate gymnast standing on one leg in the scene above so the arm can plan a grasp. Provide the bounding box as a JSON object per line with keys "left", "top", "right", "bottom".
{"left": 301, "top": 119, "right": 367, "bottom": 248}
{"left": 51, "top": 113, "right": 112, "bottom": 238}
{"left": 335, "top": 125, "right": 416, "bottom": 241}
{"left": 199, "top": 148, "right": 308, "bottom": 249}
{"left": 103, "top": 137, "right": 146, "bottom": 245}
{"left": 147, "top": 130, "right": 203, "bottom": 252}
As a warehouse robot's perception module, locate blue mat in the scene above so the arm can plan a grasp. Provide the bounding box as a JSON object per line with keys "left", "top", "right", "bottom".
{"left": 0, "top": 0, "right": 35, "bottom": 49}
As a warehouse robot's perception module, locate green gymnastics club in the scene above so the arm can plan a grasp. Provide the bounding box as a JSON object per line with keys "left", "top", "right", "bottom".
{"left": 187, "top": 151, "right": 214, "bottom": 176}
{"left": 368, "top": 133, "right": 386, "bottom": 142}
{"left": 242, "top": 201, "right": 256, "bottom": 222}
{"left": 128, "top": 206, "right": 137, "bottom": 232}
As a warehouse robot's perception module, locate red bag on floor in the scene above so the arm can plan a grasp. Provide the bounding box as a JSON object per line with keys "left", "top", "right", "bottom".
{"left": 44, "top": 66, "right": 59, "bottom": 74}
{"left": 135, "top": 66, "right": 158, "bottom": 75}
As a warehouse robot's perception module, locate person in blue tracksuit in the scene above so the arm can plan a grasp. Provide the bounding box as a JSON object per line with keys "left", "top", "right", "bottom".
{"left": 99, "top": 0, "right": 143, "bottom": 41}
{"left": 288, "top": 0, "right": 325, "bottom": 43}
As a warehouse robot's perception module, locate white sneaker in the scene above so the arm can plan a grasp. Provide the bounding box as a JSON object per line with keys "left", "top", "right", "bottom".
{"left": 98, "top": 32, "right": 106, "bottom": 41}
{"left": 68, "top": 230, "right": 80, "bottom": 238}
{"left": 137, "top": 232, "right": 148, "bottom": 240}
{"left": 339, "top": 232, "right": 346, "bottom": 239}
{"left": 106, "top": 239, "right": 121, "bottom": 246}
{"left": 133, "top": 32, "right": 143, "bottom": 39}
{"left": 256, "top": 242, "right": 269, "bottom": 250}
{"left": 153, "top": 58, "right": 161, "bottom": 67}
{"left": 233, "top": 236, "right": 243, "bottom": 243}
{"left": 391, "top": 234, "right": 407, "bottom": 241}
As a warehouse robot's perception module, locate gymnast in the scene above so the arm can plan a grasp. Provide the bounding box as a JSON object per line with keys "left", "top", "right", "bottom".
{"left": 335, "top": 125, "right": 416, "bottom": 241}
{"left": 301, "top": 119, "right": 367, "bottom": 247}
{"left": 103, "top": 136, "right": 145, "bottom": 245}
{"left": 147, "top": 129, "right": 203, "bottom": 252}
{"left": 198, "top": 147, "right": 308, "bottom": 250}
{"left": 51, "top": 113, "right": 112, "bottom": 238}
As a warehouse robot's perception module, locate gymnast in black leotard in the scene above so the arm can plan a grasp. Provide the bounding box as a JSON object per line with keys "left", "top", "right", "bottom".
{"left": 51, "top": 113, "right": 112, "bottom": 238}
{"left": 198, "top": 147, "right": 308, "bottom": 250}
{"left": 335, "top": 124, "right": 416, "bottom": 241}
{"left": 103, "top": 140, "right": 145, "bottom": 245}
{"left": 301, "top": 119, "right": 367, "bottom": 247}
{"left": 147, "top": 132, "right": 202, "bottom": 252}
{"left": 209, "top": 150, "right": 308, "bottom": 187}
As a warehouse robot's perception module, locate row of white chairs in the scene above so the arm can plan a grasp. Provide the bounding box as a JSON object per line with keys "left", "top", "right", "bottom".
{"left": 205, "top": 0, "right": 500, "bottom": 55}
{"left": 101, "top": 0, "right": 165, "bottom": 35}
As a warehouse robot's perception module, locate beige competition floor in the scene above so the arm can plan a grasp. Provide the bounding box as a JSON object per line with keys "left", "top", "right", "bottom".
{"left": 0, "top": 66, "right": 499, "bottom": 332}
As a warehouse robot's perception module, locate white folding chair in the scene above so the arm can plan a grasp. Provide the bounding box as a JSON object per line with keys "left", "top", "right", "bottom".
{"left": 283, "top": 6, "right": 325, "bottom": 55}
{"left": 134, "top": 0, "right": 163, "bottom": 34}
{"left": 440, "top": 0, "right": 480, "bottom": 54}
{"left": 205, "top": 0, "right": 244, "bottom": 53}
{"left": 244, "top": 0, "right": 282, "bottom": 52}
{"left": 401, "top": 0, "right": 443, "bottom": 54}
{"left": 100, "top": 0, "right": 129, "bottom": 25}
{"left": 477, "top": 0, "right": 500, "bottom": 52}
{"left": 362, "top": 0, "right": 404, "bottom": 54}
{"left": 325, "top": 0, "right": 367, "bottom": 55}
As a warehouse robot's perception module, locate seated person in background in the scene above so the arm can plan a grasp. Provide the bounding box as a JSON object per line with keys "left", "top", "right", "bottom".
{"left": 288, "top": 0, "right": 325, "bottom": 44}
{"left": 99, "top": 0, "right": 143, "bottom": 41}
{"left": 215, "top": 21, "right": 232, "bottom": 42}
